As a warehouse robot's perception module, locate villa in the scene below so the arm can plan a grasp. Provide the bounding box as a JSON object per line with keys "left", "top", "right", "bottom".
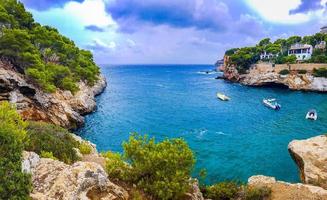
{"left": 260, "top": 51, "right": 278, "bottom": 60}
{"left": 288, "top": 43, "right": 313, "bottom": 61}
{"left": 320, "top": 25, "right": 327, "bottom": 34}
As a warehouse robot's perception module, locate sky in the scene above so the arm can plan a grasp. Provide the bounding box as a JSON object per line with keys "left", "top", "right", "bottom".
{"left": 20, "top": 0, "right": 327, "bottom": 64}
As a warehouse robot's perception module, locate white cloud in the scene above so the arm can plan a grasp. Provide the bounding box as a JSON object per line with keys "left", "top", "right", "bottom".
{"left": 64, "top": 0, "right": 116, "bottom": 28}
{"left": 89, "top": 38, "right": 117, "bottom": 50}
{"left": 246, "top": 0, "right": 324, "bottom": 24}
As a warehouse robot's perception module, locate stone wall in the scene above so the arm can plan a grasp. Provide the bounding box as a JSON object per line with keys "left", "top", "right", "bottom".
{"left": 253, "top": 63, "right": 327, "bottom": 74}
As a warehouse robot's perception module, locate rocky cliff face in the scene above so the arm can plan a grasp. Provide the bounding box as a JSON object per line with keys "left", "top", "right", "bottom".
{"left": 22, "top": 151, "right": 129, "bottom": 200}
{"left": 248, "top": 175, "right": 327, "bottom": 200}
{"left": 288, "top": 135, "right": 327, "bottom": 189}
{"left": 222, "top": 59, "right": 327, "bottom": 92}
{"left": 0, "top": 64, "right": 106, "bottom": 129}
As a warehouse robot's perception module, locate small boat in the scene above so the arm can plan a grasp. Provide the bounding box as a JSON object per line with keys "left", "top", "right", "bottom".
{"left": 217, "top": 93, "right": 230, "bottom": 101}
{"left": 306, "top": 109, "right": 317, "bottom": 120}
{"left": 263, "top": 98, "right": 281, "bottom": 110}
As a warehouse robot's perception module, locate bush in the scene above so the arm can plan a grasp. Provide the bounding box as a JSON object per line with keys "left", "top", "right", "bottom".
{"left": 245, "top": 186, "right": 271, "bottom": 200}
{"left": 40, "top": 151, "right": 57, "bottom": 160}
{"left": 202, "top": 181, "right": 240, "bottom": 200}
{"left": 313, "top": 68, "right": 327, "bottom": 78}
{"left": 24, "top": 121, "right": 80, "bottom": 164}
{"left": 104, "top": 133, "right": 195, "bottom": 200}
{"left": 298, "top": 69, "right": 307, "bottom": 74}
{"left": 78, "top": 142, "right": 92, "bottom": 155}
{"left": 103, "top": 151, "right": 129, "bottom": 180}
{"left": 279, "top": 69, "right": 290, "bottom": 75}
{"left": 0, "top": 102, "right": 32, "bottom": 199}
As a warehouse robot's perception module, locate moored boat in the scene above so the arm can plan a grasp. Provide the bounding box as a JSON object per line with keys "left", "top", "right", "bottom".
{"left": 306, "top": 109, "right": 317, "bottom": 120}
{"left": 217, "top": 93, "right": 230, "bottom": 101}
{"left": 263, "top": 98, "right": 281, "bottom": 110}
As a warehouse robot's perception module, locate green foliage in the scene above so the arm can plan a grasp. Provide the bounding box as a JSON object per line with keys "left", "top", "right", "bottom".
{"left": 104, "top": 133, "right": 195, "bottom": 200}
{"left": 40, "top": 151, "right": 57, "bottom": 160}
{"left": 0, "top": 101, "right": 32, "bottom": 199}
{"left": 229, "top": 47, "right": 260, "bottom": 72}
{"left": 103, "top": 151, "right": 129, "bottom": 180}
{"left": 313, "top": 68, "right": 327, "bottom": 78}
{"left": 202, "top": 181, "right": 240, "bottom": 200}
{"left": 202, "top": 182, "right": 271, "bottom": 200}
{"left": 0, "top": 0, "right": 100, "bottom": 93}
{"left": 298, "top": 69, "right": 307, "bottom": 74}
{"left": 78, "top": 142, "right": 92, "bottom": 155}
{"left": 24, "top": 121, "right": 80, "bottom": 164}
{"left": 282, "top": 55, "right": 297, "bottom": 64}
{"left": 225, "top": 48, "right": 239, "bottom": 56}
{"left": 245, "top": 186, "right": 271, "bottom": 200}
{"left": 279, "top": 69, "right": 290, "bottom": 75}
{"left": 258, "top": 38, "right": 271, "bottom": 47}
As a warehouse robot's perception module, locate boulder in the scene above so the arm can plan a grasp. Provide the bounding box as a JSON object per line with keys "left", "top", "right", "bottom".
{"left": 288, "top": 135, "right": 327, "bottom": 189}
{"left": 248, "top": 175, "right": 327, "bottom": 200}
{"left": 23, "top": 151, "right": 128, "bottom": 200}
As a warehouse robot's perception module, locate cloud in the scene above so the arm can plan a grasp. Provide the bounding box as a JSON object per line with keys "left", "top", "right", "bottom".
{"left": 290, "top": 0, "right": 324, "bottom": 14}
{"left": 235, "top": 14, "right": 265, "bottom": 37}
{"left": 106, "top": 0, "right": 231, "bottom": 32}
{"left": 87, "top": 38, "right": 116, "bottom": 51}
{"left": 246, "top": 0, "right": 315, "bottom": 24}
{"left": 85, "top": 25, "right": 106, "bottom": 32}
{"left": 20, "top": 0, "right": 82, "bottom": 10}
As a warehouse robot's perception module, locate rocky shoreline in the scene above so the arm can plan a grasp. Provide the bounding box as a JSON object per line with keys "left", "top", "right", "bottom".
{"left": 0, "top": 63, "right": 107, "bottom": 129}
{"left": 220, "top": 57, "right": 327, "bottom": 92}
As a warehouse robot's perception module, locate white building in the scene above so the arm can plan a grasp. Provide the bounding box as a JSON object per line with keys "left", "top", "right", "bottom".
{"left": 315, "top": 41, "right": 326, "bottom": 50}
{"left": 288, "top": 43, "right": 313, "bottom": 61}
{"left": 320, "top": 26, "right": 327, "bottom": 34}
{"left": 260, "top": 51, "right": 278, "bottom": 60}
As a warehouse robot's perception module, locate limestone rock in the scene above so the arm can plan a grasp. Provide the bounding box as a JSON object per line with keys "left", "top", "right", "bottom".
{"left": 184, "top": 179, "right": 205, "bottom": 200}
{"left": 288, "top": 135, "right": 327, "bottom": 189}
{"left": 0, "top": 65, "right": 106, "bottom": 129}
{"left": 22, "top": 151, "right": 40, "bottom": 174}
{"left": 248, "top": 175, "right": 327, "bottom": 200}
{"left": 23, "top": 151, "right": 128, "bottom": 200}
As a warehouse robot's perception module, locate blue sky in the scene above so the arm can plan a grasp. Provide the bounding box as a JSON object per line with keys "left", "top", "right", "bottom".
{"left": 21, "top": 0, "right": 327, "bottom": 64}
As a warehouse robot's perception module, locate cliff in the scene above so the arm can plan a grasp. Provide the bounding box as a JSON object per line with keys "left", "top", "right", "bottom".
{"left": 0, "top": 61, "right": 106, "bottom": 129}
{"left": 222, "top": 58, "right": 327, "bottom": 92}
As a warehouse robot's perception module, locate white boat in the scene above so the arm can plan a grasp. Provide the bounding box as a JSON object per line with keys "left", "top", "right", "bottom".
{"left": 217, "top": 93, "right": 230, "bottom": 101}
{"left": 263, "top": 98, "right": 281, "bottom": 110}
{"left": 306, "top": 109, "right": 317, "bottom": 120}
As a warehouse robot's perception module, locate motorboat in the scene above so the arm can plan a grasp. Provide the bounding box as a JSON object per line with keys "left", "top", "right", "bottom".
{"left": 263, "top": 98, "right": 281, "bottom": 110}
{"left": 306, "top": 109, "right": 317, "bottom": 120}
{"left": 217, "top": 93, "right": 230, "bottom": 101}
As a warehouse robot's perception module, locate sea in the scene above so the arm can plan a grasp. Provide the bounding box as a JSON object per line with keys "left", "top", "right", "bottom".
{"left": 76, "top": 64, "right": 327, "bottom": 184}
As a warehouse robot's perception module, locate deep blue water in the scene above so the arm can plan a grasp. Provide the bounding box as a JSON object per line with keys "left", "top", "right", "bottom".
{"left": 77, "top": 64, "right": 327, "bottom": 184}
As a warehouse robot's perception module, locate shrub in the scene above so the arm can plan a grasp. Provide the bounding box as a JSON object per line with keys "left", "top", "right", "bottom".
{"left": 298, "top": 69, "right": 307, "bottom": 74}
{"left": 245, "top": 186, "right": 271, "bottom": 200}
{"left": 24, "top": 121, "right": 80, "bottom": 164}
{"left": 79, "top": 142, "right": 92, "bottom": 155}
{"left": 313, "top": 68, "right": 327, "bottom": 78}
{"left": 202, "top": 181, "right": 240, "bottom": 200}
{"left": 0, "top": 102, "right": 32, "bottom": 199}
{"left": 279, "top": 69, "right": 290, "bottom": 75}
{"left": 103, "top": 151, "right": 129, "bottom": 180}
{"left": 40, "top": 151, "right": 57, "bottom": 160}
{"left": 104, "top": 133, "right": 195, "bottom": 200}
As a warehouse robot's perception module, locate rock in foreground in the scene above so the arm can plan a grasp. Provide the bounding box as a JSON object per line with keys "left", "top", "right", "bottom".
{"left": 23, "top": 151, "right": 128, "bottom": 200}
{"left": 248, "top": 175, "right": 327, "bottom": 200}
{"left": 288, "top": 135, "right": 327, "bottom": 189}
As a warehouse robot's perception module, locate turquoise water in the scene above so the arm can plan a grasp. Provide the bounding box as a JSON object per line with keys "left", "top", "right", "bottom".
{"left": 77, "top": 64, "right": 327, "bottom": 184}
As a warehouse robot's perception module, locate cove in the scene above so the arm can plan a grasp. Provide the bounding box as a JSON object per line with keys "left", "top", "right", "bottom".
{"left": 77, "top": 64, "right": 327, "bottom": 184}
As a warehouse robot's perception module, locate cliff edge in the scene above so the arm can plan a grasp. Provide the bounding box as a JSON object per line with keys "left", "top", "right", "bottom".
{"left": 0, "top": 61, "right": 106, "bottom": 129}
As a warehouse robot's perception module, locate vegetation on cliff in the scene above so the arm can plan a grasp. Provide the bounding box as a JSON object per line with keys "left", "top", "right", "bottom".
{"left": 226, "top": 33, "right": 327, "bottom": 73}
{"left": 0, "top": 102, "right": 31, "bottom": 199}
{"left": 0, "top": 0, "right": 100, "bottom": 93}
